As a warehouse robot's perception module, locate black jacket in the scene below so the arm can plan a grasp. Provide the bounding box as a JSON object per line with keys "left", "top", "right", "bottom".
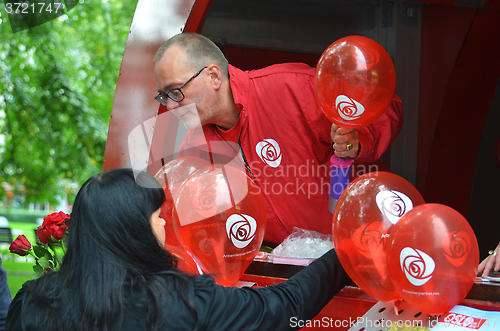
{"left": 5, "top": 249, "right": 350, "bottom": 331}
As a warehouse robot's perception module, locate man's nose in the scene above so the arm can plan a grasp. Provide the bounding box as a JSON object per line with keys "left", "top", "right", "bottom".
{"left": 166, "top": 98, "right": 181, "bottom": 111}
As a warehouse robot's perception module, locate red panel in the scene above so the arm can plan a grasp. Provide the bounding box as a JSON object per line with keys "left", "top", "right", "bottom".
{"left": 146, "top": 111, "right": 181, "bottom": 176}
{"left": 423, "top": 9, "right": 500, "bottom": 215}
{"left": 103, "top": 44, "right": 160, "bottom": 172}
{"left": 417, "top": 5, "right": 476, "bottom": 194}
{"left": 184, "top": 0, "right": 214, "bottom": 33}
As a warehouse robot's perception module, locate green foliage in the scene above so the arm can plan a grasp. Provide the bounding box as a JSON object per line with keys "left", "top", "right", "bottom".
{"left": 2, "top": 258, "right": 33, "bottom": 298}
{"left": 0, "top": 0, "right": 137, "bottom": 204}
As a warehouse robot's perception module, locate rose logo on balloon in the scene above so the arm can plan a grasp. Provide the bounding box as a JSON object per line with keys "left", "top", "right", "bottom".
{"left": 441, "top": 230, "right": 470, "bottom": 267}
{"left": 256, "top": 139, "right": 282, "bottom": 168}
{"left": 351, "top": 47, "right": 380, "bottom": 71}
{"left": 376, "top": 190, "right": 414, "bottom": 225}
{"left": 364, "top": 48, "right": 380, "bottom": 69}
{"left": 335, "top": 95, "right": 365, "bottom": 121}
{"left": 191, "top": 186, "right": 219, "bottom": 218}
{"left": 353, "top": 221, "right": 387, "bottom": 260}
{"left": 198, "top": 238, "right": 214, "bottom": 256}
{"left": 400, "top": 247, "right": 435, "bottom": 286}
{"left": 226, "top": 214, "right": 257, "bottom": 249}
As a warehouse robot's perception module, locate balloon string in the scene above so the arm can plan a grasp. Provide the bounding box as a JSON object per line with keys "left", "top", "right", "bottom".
{"left": 221, "top": 165, "right": 236, "bottom": 207}
{"left": 161, "top": 176, "right": 168, "bottom": 190}
{"left": 206, "top": 140, "right": 215, "bottom": 171}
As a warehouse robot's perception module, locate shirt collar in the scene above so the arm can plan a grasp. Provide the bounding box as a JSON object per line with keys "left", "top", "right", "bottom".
{"left": 228, "top": 65, "right": 249, "bottom": 114}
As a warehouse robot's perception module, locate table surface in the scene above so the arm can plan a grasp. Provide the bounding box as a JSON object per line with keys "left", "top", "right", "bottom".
{"left": 242, "top": 260, "right": 500, "bottom": 307}
{"left": 241, "top": 260, "right": 500, "bottom": 330}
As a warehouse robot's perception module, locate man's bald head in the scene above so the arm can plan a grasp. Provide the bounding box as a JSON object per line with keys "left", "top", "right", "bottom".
{"left": 154, "top": 33, "right": 229, "bottom": 77}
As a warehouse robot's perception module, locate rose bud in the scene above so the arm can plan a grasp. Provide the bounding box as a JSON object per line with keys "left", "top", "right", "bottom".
{"left": 9, "top": 235, "right": 31, "bottom": 256}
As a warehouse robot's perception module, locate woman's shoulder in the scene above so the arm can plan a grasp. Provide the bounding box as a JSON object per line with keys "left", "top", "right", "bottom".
{"left": 11, "top": 280, "right": 32, "bottom": 302}
{"left": 4, "top": 281, "right": 33, "bottom": 331}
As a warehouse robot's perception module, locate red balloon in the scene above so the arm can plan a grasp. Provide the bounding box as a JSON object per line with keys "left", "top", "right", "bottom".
{"left": 315, "top": 35, "right": 396, "bottom": 127}
{"left": 154, "top": 157, "right": 209, "bottom": 247}
{"left": 165, "top": 244, "right": 202, "bottom": 275}
{"left": 172, "top": 163, "right": 267, "bottom": 286}
{"left": 387, "top": 204, "right": 479, "bottom": 315}
{"left": 333, "top": 172, "right": 425, "bottom": 303}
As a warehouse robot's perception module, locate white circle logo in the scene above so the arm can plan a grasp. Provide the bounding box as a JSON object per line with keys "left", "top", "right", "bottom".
{"left": 376, "top": 190, "right": 414, "bottom": 225}
{"left": 256, "top": 139, "right": 282, "bottom": 168}
{"left": 400, "top": 247, "right": 435, "bottom": 286}
{"left": 335, "top": 95, "right": 365, "bottom": 121}
{"left": 226, "top": 214, "right": 257, "bottom": 249}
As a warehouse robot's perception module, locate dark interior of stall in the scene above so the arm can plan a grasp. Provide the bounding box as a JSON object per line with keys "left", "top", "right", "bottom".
{"left": 199, "top": 0, "right": 500, "bottom": 260}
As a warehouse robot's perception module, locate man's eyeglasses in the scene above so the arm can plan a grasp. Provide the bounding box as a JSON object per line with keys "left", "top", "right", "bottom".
{"left": 155, "top": 66, "right": 207, "bottom": 107}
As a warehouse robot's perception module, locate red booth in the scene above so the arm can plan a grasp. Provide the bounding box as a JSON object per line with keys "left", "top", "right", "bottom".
{"left": 103, "top": 0, "right": 500, "bottom": 327}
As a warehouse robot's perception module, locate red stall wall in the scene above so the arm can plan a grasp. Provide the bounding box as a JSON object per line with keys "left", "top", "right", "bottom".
{"left": 418, "top": 5, "right": 500, "bottom": 258}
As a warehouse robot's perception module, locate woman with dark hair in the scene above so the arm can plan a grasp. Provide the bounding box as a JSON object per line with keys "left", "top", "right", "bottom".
{"left": 5, "top": 168, "right": 350, "bottom": 331}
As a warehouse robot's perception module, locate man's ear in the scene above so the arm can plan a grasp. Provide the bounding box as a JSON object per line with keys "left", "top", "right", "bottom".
{"left": 207, "top": 64, "right": 223, "bottom": 90}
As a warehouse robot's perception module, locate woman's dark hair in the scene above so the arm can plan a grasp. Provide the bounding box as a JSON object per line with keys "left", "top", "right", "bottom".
{"left": 21, "top": 168, "right": 197, "bottom": 330}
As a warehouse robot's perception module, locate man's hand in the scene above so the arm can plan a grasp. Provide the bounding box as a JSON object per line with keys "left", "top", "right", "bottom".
{"left": 478, "top": 243, "right": 500, "bottom": 277}
{"left": 331, "top": 124, "right": 360, "bottom": 159}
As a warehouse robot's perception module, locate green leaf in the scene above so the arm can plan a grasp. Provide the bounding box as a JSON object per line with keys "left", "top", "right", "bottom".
{"left": 33, "top": 264, "right": 43, "bottom": 278}
{"left": 33, "top": 245, "right": 50, "bottom": 259}
{"left": 37, "top": 256, "right": 50, "bottom": 269}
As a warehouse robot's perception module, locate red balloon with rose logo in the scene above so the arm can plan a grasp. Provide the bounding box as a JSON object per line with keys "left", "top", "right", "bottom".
{"left": 386, "top": 204, "right": 479, "bottom": 315}
{"left": 315, "top": 35, "right": 396, "bottom": 128}
{"left": 172, "top": 163, "right": 267, "bottom": 286}
{"left": 154, "top": 157, "right": 209, "bottom": 247}
{"left": 333, "top": 172, "right": 425, "bottom": 304}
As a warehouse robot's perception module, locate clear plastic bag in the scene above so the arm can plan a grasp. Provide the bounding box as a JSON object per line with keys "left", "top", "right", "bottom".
{"left": 270, "top": 227, "right": 334, "bottom": 260}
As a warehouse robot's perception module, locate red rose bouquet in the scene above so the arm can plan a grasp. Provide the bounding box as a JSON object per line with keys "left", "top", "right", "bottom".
{"left": 9, "top": 211, "right": 70, "bottom": 277}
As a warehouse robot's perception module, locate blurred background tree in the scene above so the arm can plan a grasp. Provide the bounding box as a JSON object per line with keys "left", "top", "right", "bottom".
{"left": 0, "top": 0, "right": 137, "bottom": 206}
